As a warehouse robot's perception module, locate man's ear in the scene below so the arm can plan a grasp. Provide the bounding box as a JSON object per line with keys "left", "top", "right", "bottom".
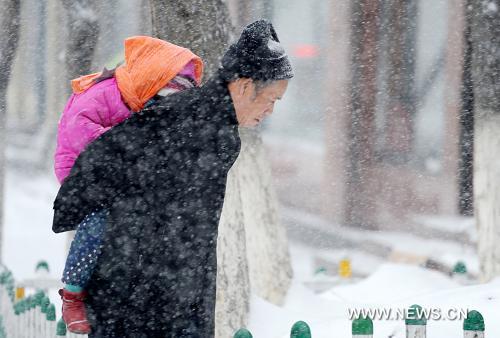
{"left": 239, "top": 78, "right": 254, "bottom": 96}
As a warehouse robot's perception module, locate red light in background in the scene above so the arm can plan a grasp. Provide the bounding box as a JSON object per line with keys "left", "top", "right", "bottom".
{"left": 292, "top": 44, "right": 319, "bottom": 58}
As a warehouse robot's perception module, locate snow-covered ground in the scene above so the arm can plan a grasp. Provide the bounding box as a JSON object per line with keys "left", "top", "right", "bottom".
{"left": 249, "top": 261, "right": 500, "bottom": 337}
{"left": 3, "top": 171, "right": 64, "bottom": 281}
{"left": 3, "top": 170, "right": 498, "bottom": 337}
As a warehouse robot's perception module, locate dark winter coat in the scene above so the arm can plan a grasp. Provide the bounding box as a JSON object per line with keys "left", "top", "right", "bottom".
{"left": 52, "top": 73, "right": 241, "bottom": 337}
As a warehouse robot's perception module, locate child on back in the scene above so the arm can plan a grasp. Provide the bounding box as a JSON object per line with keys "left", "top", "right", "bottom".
{"left": 54, "top": 35, "right": 203, "bottom": 334}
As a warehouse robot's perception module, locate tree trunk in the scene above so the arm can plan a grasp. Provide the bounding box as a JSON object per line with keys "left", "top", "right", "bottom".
{"left": 469, "top": 0, "right": 500, "bottom": 281}
{"left": 232, "top": 0, "right": 293, "bottom": 306}
{"left": 42, "top": 0, "right": 68, "bottom": 170}
{"left": 324, "top": 0, "right": 353, "bottom": 225}
{"left": 214, "top": 162, "right": 250, "bottom": 337}
{"left": 378, "top": 0, "right": 417, "bottom": 160}
{"left": 38, "top": 0, "right": 101, "bottom": 173}
{"left": 346, "top": 0, "right": 381, "bottom": 229}
{"left": 59, "top": 0, "right": 100, "bottom": 249}
{"left": 149, "top": 1, "right": 293, "bottom": 336}
{"left": 442, "top": 0, "right": 465, "bottom": 216}
{"left": 238, "top": 128, "right": 293, "bottom": 305}
{"left": 459, "top": 17, "right": 474, "bottom": 216}
{"left": 60, "top": 0, "right": 100, "bottom": 82}
{"left": 0, "top": 0, "right": 21, "bottom": 263}
{"left": 149, "top": 0, "right": 233, "bottom": 79}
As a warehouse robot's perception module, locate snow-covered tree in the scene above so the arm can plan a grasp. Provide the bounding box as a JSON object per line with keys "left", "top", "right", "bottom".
{"left": 231, "top": 0, "right": 293, "bottom": 308}
{"left": 470, "top": 0, "right": 500, "bottom": 281}
{"left": 0, "top": 0, "right": 21, "bottom": 262}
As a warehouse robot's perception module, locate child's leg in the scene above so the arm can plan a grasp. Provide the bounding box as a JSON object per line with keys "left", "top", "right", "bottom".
{"left": 60, "top": 209, "right": 108, "bottom": 333}
{"left": 62, "top": 209, "right": 108, "bottom": 289}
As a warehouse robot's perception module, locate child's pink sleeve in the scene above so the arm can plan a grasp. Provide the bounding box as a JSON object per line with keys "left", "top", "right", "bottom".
{"left": 54, "top": 79, "right": 131, "bottom": 184}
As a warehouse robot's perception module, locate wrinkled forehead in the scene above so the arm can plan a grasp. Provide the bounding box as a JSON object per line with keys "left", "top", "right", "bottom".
{"left": 261, "top": 79, "right": 288, "bottom": 99}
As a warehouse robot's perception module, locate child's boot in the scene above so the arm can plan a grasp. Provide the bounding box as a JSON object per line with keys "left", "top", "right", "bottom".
{"left": 58, "top": 288, "right": 91, "bottom": 334}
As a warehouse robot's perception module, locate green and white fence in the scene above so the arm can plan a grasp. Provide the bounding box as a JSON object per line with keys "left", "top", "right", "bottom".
{"left": 0, "top": 267, "right": 85, "bottom": 338}
{"left": 233, "top": 305, "right": 485, "bottom": 338}
{"left": 233, "top": 321, "right": 313, "bottom": 338}
{"left": 0, "top": 264, "right": 485, "bottom": 338}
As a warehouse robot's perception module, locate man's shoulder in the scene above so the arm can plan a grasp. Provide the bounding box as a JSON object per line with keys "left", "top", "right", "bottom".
{"left": 149, "top": 87, "right": 202, "bottom": 114}
{"left": 92, "top": 83, "right": 227, "bottom": 147}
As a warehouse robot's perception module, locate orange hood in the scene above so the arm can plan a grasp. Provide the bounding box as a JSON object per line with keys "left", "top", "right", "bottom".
{"left": 71, "top": 36, "right": 203, "bottom": 112}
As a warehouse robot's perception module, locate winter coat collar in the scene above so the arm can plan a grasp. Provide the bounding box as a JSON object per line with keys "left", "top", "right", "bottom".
{"left": 179, "top": 71, "right": 237, "bottom": 128}
{"left": 200, "top": 72, "right": 238, "bottom": 126}
{"left": 140, "top": 71, "right": 239, "bottom": 127}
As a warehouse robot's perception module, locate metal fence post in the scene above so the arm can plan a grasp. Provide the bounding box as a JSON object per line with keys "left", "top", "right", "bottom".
{"left": 233, "top": 328, "right": 253, "bottom": 338}
{"left": 291, "top": 321, "right": 311, "bottom": 338}
{"left": 405, "top": 304, "right": 427, "bottom": 338}
{"left": 463, "top": 310, "right": 484, "bottom": 338}
{"left": 56, "top": 318, "right": 66, "bottom": 336}
{"left": 352, "top": 316, "right": 373, "bottom": 338}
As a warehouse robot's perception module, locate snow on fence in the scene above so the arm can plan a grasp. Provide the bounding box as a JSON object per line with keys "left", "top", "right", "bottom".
{"left": 0, "top": 268, "right": 85, "bottom": 338}
{"left": 233, "top": 306, "right": 486, "bottom": 338}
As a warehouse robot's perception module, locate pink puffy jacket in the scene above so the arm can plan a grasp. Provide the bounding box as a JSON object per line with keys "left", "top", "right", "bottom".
{"left": 54, "top": 78, "right": 131, "bottom": 183}
{"left": 54, "top": 37, "right": 202, "bottom": 184}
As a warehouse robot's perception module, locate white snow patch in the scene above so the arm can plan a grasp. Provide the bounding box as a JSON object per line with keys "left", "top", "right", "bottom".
{"left": 413, "top": 215, "right": 475, "bottom": 234}
{"left": 3, "top": 171, "right": 64, "bottom": 281}
{"left": 486, "top": 1, "right": 498, "bottom": 13}
{"left": 321, "top": 263, "right": 460, "bottom": 304}
{"left": 74, "top": 3, "right": 98, "bottom": 22}
{"left": 267, "top": 38, "right": 286, "bottom": 55}
{"left": 249, "top": 264, "right": 500, "bottom": 338}
{"left": 284, "top": 207, "right": 479, "bottom": 275}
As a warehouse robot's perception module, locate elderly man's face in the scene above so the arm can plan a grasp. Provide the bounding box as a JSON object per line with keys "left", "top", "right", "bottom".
{"left": 229, "top": 78, "right": 289, "bottom": 127}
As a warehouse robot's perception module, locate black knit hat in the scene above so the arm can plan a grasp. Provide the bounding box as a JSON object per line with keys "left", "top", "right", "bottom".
{"left": 221, "top": 20, "right": 294, "bottom": 82}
